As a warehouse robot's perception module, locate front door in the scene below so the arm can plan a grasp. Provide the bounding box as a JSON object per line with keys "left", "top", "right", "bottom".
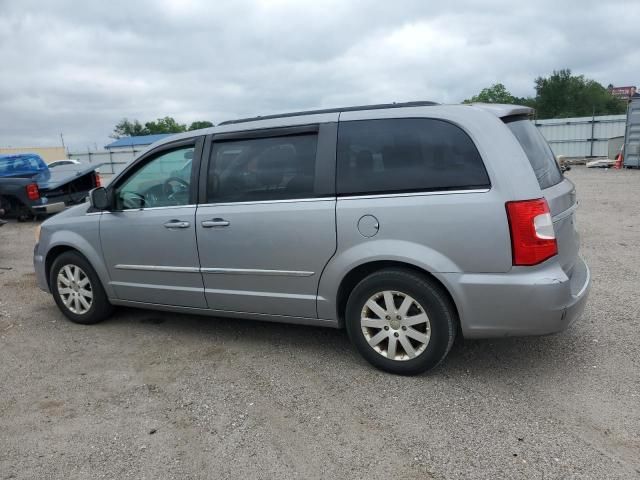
{"left": 196, "top": 126, "right": 337, "bottom": 318}
{"left": 100, "top": 140, "right": 207, "bottom": 308}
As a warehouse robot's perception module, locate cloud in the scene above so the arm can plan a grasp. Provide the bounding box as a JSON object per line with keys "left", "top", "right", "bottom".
{"left": 0, "top": 0, "right": 638, "bottom": 150}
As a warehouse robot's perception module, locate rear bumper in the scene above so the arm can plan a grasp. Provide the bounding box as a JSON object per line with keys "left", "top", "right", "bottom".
{"left": 443, "top": 256, "right": 591, "bottom": 339}
{"left": 32, "top": 201, "right": 66, "bottom": 214}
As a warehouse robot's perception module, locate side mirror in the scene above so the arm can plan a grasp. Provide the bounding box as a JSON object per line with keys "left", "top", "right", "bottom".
{"left": 90, "top": 187, "right": 110, "bottom": 210}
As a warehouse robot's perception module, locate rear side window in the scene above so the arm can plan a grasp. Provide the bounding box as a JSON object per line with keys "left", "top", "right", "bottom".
{"left": 505, "top": 118, "right": 563, "bottom": 189}
{"left": 337, "top": 118, "right": 490, "bottom": 195}
{"left": 208, "top": 134, "right": 317, "bottom": 203}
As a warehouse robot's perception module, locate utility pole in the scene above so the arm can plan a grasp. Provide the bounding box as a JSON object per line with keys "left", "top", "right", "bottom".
{"left": 60, "top": 133, "right": 69, "bottom": 159}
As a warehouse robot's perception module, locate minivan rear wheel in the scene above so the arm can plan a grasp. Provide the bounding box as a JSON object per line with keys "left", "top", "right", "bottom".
{"left": 345, "top": 269, "right": 456, "bottom": 375}
{"left": 50, "top": 251, "right": 113, "bottom": 325}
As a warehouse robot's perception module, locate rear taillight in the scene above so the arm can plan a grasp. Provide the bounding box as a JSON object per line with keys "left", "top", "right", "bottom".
{"left": 26, "top": 183, "right": 40, "bottom": 201}
{"left": 505, "top": 198, "right": 557, "bottom": 266}
{"left": 94, "top": 173, "right": 101, "bottom": 187}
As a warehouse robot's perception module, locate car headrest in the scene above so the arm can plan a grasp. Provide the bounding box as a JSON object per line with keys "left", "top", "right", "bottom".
{"left": 256, "top": 146, "right": 295, "bottom": 187}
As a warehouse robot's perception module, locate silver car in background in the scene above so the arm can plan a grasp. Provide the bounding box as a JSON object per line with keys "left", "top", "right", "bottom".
{"left": 33, "top": 102, "right": 590, "bottom": 374}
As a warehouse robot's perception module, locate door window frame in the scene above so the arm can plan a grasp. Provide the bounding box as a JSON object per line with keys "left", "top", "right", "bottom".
{"left": 198, "top": 123, "right": 337, "bottom": 205}
{"left": 106, "top": 136, "right": 204, "bottom": 211}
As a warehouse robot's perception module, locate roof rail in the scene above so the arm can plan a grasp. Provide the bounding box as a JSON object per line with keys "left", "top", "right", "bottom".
{"left": 218, "top": 101, "right": 439, "bottom": 126}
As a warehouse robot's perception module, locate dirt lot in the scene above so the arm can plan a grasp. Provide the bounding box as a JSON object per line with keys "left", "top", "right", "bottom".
{"left": 0, "top": 166, "right": 639, "bottom": 479}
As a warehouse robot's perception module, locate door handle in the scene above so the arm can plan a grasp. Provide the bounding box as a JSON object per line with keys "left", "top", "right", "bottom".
{"left": 201, "top": 218, "right": 230, "bottom": 228}
{"left": 163, "top": 219, "right": 190, "bottom": 229}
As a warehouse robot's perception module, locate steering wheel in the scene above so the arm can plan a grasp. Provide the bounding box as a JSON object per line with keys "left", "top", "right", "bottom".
{"left": 163, "top": 177, "right": 190, "bottom": 199}
{"left": 121, "top": 191, "right": 149, "bottom": 209}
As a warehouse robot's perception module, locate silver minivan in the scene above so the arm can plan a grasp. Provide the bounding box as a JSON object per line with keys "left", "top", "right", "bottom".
{"left": 33, "top": 102, "right": 590, "bottom": 374}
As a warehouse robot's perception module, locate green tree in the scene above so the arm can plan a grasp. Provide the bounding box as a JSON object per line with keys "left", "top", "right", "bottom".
{"left": 188, "top": 121, "right": 214, "bottom": 130}
{"left": 464, "top": 83, "right": 536, "bottom": 108}
{"left": 110, "top": 118, "right": 147, "bottom": 138}
{"left": 462, "top": 70, "right": 628, "bottom": 119}
{"left": 144, "top": 117, "right": 187, "bottom": 134}
{"left": 112, "top": 117, "right": 215, "bottom": 138}
{"left": 464, "top": 83, "right": 518, "bottom": 104}
{"left": 533, "top": 69, "right": 626, "bottom": 118}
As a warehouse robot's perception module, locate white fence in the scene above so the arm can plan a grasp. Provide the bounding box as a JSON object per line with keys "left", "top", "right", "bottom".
{"left": 534, "top": 114, "right": 626, "bottom": 158}
{"left": 67, "top": 148, "right": 145, "bottom": 176}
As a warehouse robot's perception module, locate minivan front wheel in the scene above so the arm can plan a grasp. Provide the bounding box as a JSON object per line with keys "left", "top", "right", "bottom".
{"left": 345, "top": 269, "right": 456, "bottom": 375}
{"left": 50, "top": 251, "right": 113, "bottom": 324}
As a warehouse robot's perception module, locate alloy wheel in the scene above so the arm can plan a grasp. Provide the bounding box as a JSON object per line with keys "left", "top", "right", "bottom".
{"left": 360, "top": 290, "right": 431, "bottom": 361}
{"left": 56, "top": 264, "right": 93, "bottom": 315}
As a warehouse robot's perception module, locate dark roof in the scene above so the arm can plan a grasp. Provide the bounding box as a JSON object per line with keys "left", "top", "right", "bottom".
{"left": 218, "top": 101, "right": 439, "bottom": 126}
{"left": 104, "top": 134, "right": 173, "bottom": 149}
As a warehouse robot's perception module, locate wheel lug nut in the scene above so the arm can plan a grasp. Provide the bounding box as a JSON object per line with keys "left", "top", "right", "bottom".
{"left": 394, "top": 332, "right": 399, "bottom": 337}
{"left": 396, "top": 315, "right": 401, "bottom": 320}
{"left": 384, "top": 326, "right": 389, "bottom": 331}
{"left": 402, "top": 326, "right": 407, "bottom": 331}
{"left": 385, "top": 315, "right": 390, "bottom": 320}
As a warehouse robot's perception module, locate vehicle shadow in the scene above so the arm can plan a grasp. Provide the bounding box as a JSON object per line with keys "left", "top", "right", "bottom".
{"left": 103, "top": 306, "right": 591, "bottom": 380}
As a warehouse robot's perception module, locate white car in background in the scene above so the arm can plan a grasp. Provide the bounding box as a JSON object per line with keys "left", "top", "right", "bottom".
{"left": 47, "top": 159, "right": 81, "bottom": 168}
{"left": 48, "top": 158, "right": 101, "bottom": 173}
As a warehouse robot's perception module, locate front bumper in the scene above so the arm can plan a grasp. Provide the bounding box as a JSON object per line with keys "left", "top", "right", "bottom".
{"left": 443, "top": 256, "right": 591, "bottom": 339}
{"left": 33, "top": 243, "right": 49, "bottom": 293}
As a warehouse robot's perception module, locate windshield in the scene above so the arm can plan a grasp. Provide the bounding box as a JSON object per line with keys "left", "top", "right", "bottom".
{"left": 505, "top": 119, "right": 563, "bottom": 189}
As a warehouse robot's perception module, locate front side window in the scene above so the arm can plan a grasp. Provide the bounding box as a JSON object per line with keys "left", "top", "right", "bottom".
{"left": 207, "top": 134, "right": 318, "bottom": 203}
{"left": 337, "top": 119, "right": 490, "bottom": 195}
{"left": 115, "top": 146, "right": 194, "bottom": 209}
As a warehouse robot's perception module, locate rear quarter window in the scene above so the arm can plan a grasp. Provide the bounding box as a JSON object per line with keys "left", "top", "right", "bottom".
{"left": 337, "top": 118, "right": 490, "bottom": 195}
{"left": 505, "top": 118, "right": 563, "bottom": 189}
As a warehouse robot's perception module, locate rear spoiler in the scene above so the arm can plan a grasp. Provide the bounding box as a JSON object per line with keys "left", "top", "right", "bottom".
{"left": 468, "top": 103, "right": 535, "bottom": 118}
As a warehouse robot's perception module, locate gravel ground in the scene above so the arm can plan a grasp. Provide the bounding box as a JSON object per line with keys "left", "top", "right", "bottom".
{"left": 1, "top": 166, "right": 639, "bottom": 479}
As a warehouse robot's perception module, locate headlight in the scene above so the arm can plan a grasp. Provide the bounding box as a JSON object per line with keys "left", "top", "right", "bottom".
{"left": 34, "top": 224, "right": 41, "bottom": 243}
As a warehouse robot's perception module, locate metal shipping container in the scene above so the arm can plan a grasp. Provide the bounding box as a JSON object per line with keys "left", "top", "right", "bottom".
{"left": 624, "top": 96, "right": 640, "bottom": 168}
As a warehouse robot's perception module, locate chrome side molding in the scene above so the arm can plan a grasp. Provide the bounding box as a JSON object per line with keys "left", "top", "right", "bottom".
{"left": 114, "top": 264, "right": 314, "bottom": 277}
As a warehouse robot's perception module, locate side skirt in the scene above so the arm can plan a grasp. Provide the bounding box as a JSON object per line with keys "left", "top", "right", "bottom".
{"left": 108, "top": 298, "right": 341, "bottom": 328}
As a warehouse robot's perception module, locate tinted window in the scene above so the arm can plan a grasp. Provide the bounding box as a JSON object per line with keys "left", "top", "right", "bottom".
{"left": 506, "top": 119, "right": 563, "bottom": 189}
{"left": 208, "top": 134, "right": 317, "bottom": 203}
{"left": 337, "top": 119, "right": 489, "bottom": 195}
{"left": 115, "top": 146, "right": 194, "bottom": 209}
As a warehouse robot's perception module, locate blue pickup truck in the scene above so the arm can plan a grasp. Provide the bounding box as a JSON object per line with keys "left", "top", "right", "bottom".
{"left": 0, "top": 153, "right": 100, "bottom": 221}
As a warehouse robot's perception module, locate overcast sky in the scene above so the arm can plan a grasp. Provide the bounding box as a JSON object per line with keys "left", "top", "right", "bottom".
{"left": 1, "top": 0, "right": 638, "bottom": 150}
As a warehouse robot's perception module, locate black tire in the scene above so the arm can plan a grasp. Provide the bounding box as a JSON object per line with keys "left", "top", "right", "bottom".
{"left": 16, "top": 203, "right": 32, "bottom": 222}
{"left": 345, "top": 269, "right": 456, "bottom": 375}
{"left": 49, "top": 251, "right": 114, "bottom": 325}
